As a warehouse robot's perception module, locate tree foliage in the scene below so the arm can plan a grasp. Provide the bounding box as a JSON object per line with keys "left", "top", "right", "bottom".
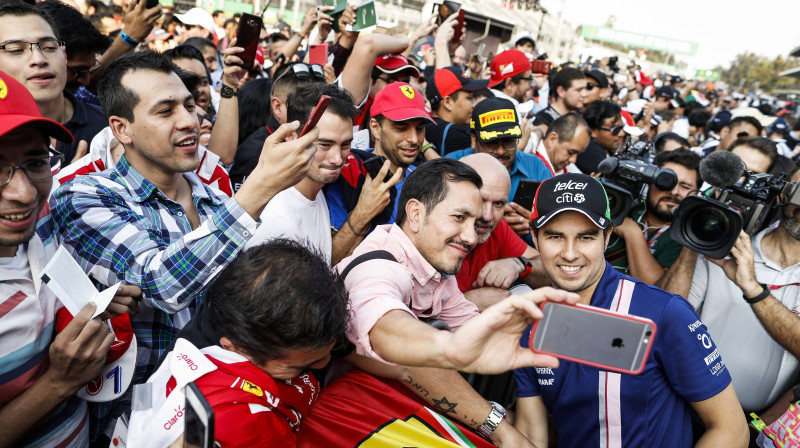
{"left": 716, "top": 52, "right": 800, "bottom": 91}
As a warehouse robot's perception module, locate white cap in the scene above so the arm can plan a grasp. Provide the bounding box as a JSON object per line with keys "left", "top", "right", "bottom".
{"left": 175, "top": 8, "right": 215, "bottom": 33}
{"left": 513, "top": 31, "right": 536, "bottom": 47}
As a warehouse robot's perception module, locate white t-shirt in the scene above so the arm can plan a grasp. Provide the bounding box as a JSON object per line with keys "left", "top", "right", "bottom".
{"left": 247, "top": 186, "right": 332, "bottom": 264}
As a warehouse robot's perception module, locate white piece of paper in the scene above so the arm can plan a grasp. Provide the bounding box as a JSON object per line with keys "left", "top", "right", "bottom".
{"left": 40, "top": 246, "right": 119, "bottom": 318}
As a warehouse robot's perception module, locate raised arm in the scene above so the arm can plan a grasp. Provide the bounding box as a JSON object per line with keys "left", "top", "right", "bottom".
{"left": 340, "top": 33, "right": 409, "bottom": 105}
{"left": 205, "top": 44, "right": 245, "bottom": 165}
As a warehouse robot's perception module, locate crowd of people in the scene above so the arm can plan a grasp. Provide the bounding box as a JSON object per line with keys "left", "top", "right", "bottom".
{"left": 1, "top": 0, "right": 799, "bottom": 446}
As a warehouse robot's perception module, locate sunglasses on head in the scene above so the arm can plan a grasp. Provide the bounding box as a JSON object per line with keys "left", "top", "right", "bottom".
{"left": 274, "top": 63, "right": 326, "bottom": 83}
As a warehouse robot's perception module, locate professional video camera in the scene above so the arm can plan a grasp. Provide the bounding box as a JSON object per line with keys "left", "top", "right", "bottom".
{"left": 670, "top": 151, "right": 800, "bottom": 258}
{"left": 598, "top": 139, "right": 678, "bottom": 226}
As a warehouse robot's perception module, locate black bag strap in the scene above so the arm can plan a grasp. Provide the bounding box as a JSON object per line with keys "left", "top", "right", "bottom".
{"left": 340, "top": 250, "right": 397, "bottom": 280}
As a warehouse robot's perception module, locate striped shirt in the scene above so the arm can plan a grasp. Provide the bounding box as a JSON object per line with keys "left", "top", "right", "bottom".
{"left": 1, "top": 211, "right": 88, "bottom": 447}
{"left": 51, "top": 155, "right": 257, "bottom": 438}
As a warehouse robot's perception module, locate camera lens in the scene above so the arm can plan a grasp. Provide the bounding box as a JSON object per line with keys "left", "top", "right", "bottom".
{"left": 684, "top": 207, "right": 732, "bottom": 249}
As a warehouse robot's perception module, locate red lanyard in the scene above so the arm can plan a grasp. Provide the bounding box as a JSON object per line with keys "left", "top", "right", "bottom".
{"left": 643, "top": 217, "right": 670, "bottom": 249}
{"left": 769, "top": 283, "right": 800, "bottom": 291}
{"left": 535, "top": 151, "right": 556, "bottom": 176}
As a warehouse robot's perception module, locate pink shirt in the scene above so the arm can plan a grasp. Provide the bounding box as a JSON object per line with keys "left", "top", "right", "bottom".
{"left": 335, "top": 224, "right": 479, "bottom": 362}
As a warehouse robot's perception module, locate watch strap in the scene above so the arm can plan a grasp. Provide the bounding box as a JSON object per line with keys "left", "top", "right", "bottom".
{"left": 743, "top": 283, "right": 770, "bottom": 304}
{"left": 220, "top": 84, "right": 237, "bottom": 99}
{"left": 517, "top": 256, "right": 532, "bottom": 279}
{"left": 476, "top": 401, "right": 506, "bottom": 439}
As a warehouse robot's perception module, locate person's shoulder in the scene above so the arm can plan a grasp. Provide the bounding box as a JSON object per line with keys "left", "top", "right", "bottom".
{"left": 624, "top": 273, "right": 695, "bottom": 318}
{"left": 446, "top": 147, "right": 475, "bottom": 160}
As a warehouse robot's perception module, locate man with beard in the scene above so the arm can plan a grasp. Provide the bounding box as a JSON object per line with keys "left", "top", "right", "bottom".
{"left": 246, "top": 84, "right": 360, "bottom": 264}
{"left": 658, "top": 167, "right": 800, "bottom": 440}
{"left": 604, "top": 149, "right": 701, "bottom": 284}
{"left": 514, "top": 173, "right": 747, "bottom": 448}
{"left": 456, "top": 154, "right": 541, "bottom": 309}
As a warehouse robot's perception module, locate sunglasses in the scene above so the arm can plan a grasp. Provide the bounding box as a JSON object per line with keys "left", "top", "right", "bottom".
{"left": 586, "top": 82, "right": 598, "bottom": 91}
{"left": 197, "top": 113, "right": 216, "bottom": 125}
{"left": 274, "top": 63, "right": 326, "bottom": 84}
{"left": 600, "top": 124, "right": 624, "bottom": 135}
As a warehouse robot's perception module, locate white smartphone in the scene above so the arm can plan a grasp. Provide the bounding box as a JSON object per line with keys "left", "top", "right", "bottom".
{"left": 530, "top": 302, "right": 657, "bottom": 375}
{"left": 184, "top": 382, "right": 215, "bottom": 448}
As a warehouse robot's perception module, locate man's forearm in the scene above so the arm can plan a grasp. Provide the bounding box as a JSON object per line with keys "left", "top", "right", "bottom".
{"left": 623, "top": 232, "right": 667, "bottom": 285}
{"left": 341, "top": 33, "right": 408, "bottom": 104}
{"left": 401, "top": 367, "right": 488, "bottom": 429}
{"left": 0, "top": 372, "right": 74, "bottom": 447}
{"left": 464, "top": 287, "right": 511, "bottom": 311}
{"left": 751, "top": 296, "right": 800, "bottom": 360}
{"left": 206, "top": 87, "right": 238, "bottom": 165}
{"left": 654, "top": 246, "right": 697, "bottom": 296}
{"left": 330, "top": 204, "right": 374, "bottom": 265}
{"left": 520, "top": 256, "right": 550, "bottom": 289}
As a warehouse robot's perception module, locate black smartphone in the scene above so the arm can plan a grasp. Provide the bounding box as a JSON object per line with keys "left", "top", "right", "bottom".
{"left": 235, "top": 13, "right": 263, "bottom": 69}
{"left": 298, "top": 95, "right": 332, "bottom": 137}
{"left": 145, "top": 0, "right": 159, "bottom": 9}
{"left": 184, "top": 382, "right": 214, "bottom": 448}
{"left": 363, "top": 155, "right": 386, "bottom": 178}
{"left": 511, "top": 180, "right": 541, "bottom": 211}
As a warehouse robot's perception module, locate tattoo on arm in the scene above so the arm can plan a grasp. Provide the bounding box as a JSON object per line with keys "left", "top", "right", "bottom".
{"left": 432, "top": 396, "right": 458, "bottom": 415}
{"left": 405, "top": 375, "right": 430, "bottom": 397}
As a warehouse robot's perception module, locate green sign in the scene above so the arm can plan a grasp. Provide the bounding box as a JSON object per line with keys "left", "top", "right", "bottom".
{"left": 695, "top": 70, "right": 720, "bottom": 81}
{"left": 581, "top": 25, "right": 698, "bottom": 56}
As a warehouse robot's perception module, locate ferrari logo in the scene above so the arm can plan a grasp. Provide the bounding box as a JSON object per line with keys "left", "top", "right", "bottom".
{"left": 400, "top": 85, "right": 415, "bottom": 99}
{"left": 241, "top": 380, "right": 264, "bottom": 397}
{"left": 0, "top": 79, "right": 7, "bottom": 99}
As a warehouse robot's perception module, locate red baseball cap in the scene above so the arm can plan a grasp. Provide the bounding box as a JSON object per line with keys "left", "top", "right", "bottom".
{"left": 0, "top": 70, "right": 73, "bottom": 142}
{"left": 374, "top": 54, "right": 421, "bottom": 77}
{"left": 488, "top": 49, "right": 532, "bottom": 88}
{"left": 371, "top": 82, "right": 433, "bottom": 123}
{"left": 426, "top": 66, "right": 489, "bottom": 102}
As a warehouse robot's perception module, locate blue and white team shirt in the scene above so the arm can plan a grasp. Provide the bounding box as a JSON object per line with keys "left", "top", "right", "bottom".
{"left": 515, "top": 263, "right": 732, "bottom": 448}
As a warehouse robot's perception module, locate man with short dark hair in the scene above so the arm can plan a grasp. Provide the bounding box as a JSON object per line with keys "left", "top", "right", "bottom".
{"left": 247, "top": 83, "right": 361, "bottom": 263}
{"left": 425, "top": 66, "right": 489, "bottom": 155}
{"left": 0, "top": 1, "right": 108, "bottom": 163}
{"left": 532, "top": 66, "right": 587, "bottom": 136}
{"left": 488, "top": 49, "right": 533, "bottom": 108}
{"left": 51, "top": 50, "right": 319, "bottom": 442}
{"left": 128, "top": 239, "right": 349, "bottom": 447}
{"left": 578, "top": 100, "right": 625, "bottom": 174}
{"left": 697, "top": 115, "right": 763, "bottom": 156}
{"left": 514, "top": 173, "right": 747, "bottom": 448}
{"left": 583, "top": 69, "right": 609, "bottom": 108}
{"left": 534, "top": 112, "right": 590, "bottom": 175}
{"left": 605, "top": 149, "right": 702, "bottom": 284}
{"left": 728, "top": 136, "right": 778, "bottom": 174}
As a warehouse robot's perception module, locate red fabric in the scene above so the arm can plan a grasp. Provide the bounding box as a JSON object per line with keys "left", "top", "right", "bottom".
{"left": 455, "top": 220, "right": 528, "bottom": 292}
{"left": 296, "top": 369, "right": 494, "bottom": 447}
{"left": 353, "top": 95, "right": 373, "bottom": 127}
{"left": 193, "top": 355, "right": 320, "bottom": 448}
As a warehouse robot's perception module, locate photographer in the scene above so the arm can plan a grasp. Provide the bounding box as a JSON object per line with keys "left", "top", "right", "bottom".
{"left": 605, "top": 149, "right": 701, "bottom": 284}
{"left": 658, "top": 167, "right": 800, "bottom": 431}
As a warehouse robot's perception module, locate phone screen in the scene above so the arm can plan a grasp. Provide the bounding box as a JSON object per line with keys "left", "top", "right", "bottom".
{"left": 235, "top": 13, "right": 263, "bottom": 69}
{"left": 511, "top": 180, "right": 540, "bottom": 211}
{"left": 184, "top": 382, "right": 214, "bottom": 448}
{"left": 531, "top": 303, "right": 656, "bottom": 374}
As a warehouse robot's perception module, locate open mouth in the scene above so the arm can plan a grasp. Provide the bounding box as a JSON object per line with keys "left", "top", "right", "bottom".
{"left": 558, "top": 265, "right": 583, "bottom": 276}
{"left": 0, "top": 210, "right": 33, "bottom": 221}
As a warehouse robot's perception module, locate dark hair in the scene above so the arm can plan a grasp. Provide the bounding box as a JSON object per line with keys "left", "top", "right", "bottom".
{"left": 473, "top": 88, "right": 495, "bottom": 100}
{"left": 98, "top": 50, "right": 178, "bottom": 122}
{"left": 175, "top": 68, "right": 203, "bottom": 102}
{"left": 688, "top": 109, "right": 711, "bottom": 128}
{"left": 36, "top": 0, "right": 110, "bottom": 59}
{"left": 548, "top": 66, "right": 585, "bottom": 99}
{"left": 237, "top": 77, "right": 273, "bottom": 145}
{"left": 730, "top": 116, "right": 763, "bottom": 135}
{"left": 430, "top": 89, "right": 464, "bottom": 112}
{"left": 212, "top": 9, "right": 224, "bottom": 17}
{"left": 654, "top": 148, "right": 701, "bottom": 187}
{"left": 583, "top": 100, "right": 620, "bottom": 130}
{"left": 207, "top": 239, "right": 349, "bottom": 365}
{"left": 286, "top": 83, "right": 359, "bottom": 126}
{"left": 271, "top": 63, "right": 317, "bottom": 102}
{"left": 164, "top": 44, "right": 207, "bottom": 69}
{"left": 0, "top": 0, "right": 59, "bottom": 39}
{"left": 545, "top": 112, "right": 589, "bottom": 142}
{"left": 653, "top": 131, "right": 690, "bottom": 153}
{"left": 396, "top": 158, "right": 482, "bottom": 226}
{"left": 727, "top": 136, "right": 778, "bottom": 172}
{"left": 183, "top": 36, "right": 216, "bottom": 55}
{"left": 683, "top": 100, "right": 705, "bottom": 118}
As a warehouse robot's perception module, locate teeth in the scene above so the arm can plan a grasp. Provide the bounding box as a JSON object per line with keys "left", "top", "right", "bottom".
{"left": 560, "top": 266, "right": 581, "bottom": 272}
{"left": 1, "top": 211, "right": 31, "bottom": 221}
{"left": 177, "top": 139, "right": 196, "bottom": 146}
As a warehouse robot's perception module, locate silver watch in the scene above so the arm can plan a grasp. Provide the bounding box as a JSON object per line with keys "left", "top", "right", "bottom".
{"left": 477, "top": 401, "right": 507, "bottom": 439}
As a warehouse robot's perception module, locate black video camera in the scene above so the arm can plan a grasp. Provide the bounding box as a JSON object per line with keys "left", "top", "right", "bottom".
{"left": 670, "top": 171, "right": 800, "bottom": 258}
{"left": 598, "top": 140, "right": 678, "bottom": 226}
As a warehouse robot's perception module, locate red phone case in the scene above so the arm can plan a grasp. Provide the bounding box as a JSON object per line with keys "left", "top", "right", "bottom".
{"left": 309, "top": 43, "right": 328, "bottom": 66}
{"left": 529, "top": 301, "right": 657, "bottom": 375}
{"left": 299, "top": 95, "right": 332, "bottom": 137}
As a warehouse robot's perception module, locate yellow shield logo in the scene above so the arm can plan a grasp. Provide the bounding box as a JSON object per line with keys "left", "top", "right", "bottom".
{"left": 400, "top": 85, "right": 415, "bottom": 99}
{"left": 0, "top": 79, "right": 7, "bottom": 100}
{"left": 241, "top": 380, "right": 264, "bottom": 397}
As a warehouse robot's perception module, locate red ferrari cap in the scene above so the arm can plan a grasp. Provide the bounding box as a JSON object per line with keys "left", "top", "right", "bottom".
{"left": 374, "top": 54, "right": 421, "bottom": 77}
{"left": 371, "top": 82, "right": 433, "bottom": 123}
{"left": 488, "top": 49, "right": 532, "bottom": 88}
{"left": 0, "top": 70, "right": 73, "bottom": 142}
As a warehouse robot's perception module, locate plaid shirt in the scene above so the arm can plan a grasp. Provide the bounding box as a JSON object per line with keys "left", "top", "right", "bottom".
{"left": 51, "top": 155, "right": 257, "bottom": 438}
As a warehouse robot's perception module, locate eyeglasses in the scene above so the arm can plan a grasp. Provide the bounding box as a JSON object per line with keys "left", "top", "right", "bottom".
{"left": 274, "top": 63, "right": 326, "bottom": 84}
{"left": 67, "top": 59, "right": 101, "bottom": 81}
{"left": 377, "top": 75, "right": 411, "bottom": 85}
{"left": 586, "top": 82, "right": 598, "bottom": 91}
{"left": 0, "top": 151, "right": 64, "bottom": 187}
{"left": 480, "top": 139, "right": 518, "bottom": 154}
{"left": 0, "top": 39, "right": 64, "bottom": 56}
{"left": 197, "top": 113, "right": 216, "bottom": 125}
{"left": 600, "top": 124, "right": 624, "bottom": 135}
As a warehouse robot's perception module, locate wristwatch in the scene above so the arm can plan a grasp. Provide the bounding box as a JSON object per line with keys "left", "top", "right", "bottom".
{"left": 517, "top": 256, "right": 533, "bottom": 279}
{"left": 477, "top": 401, "right": 507, "bottom": 439}
{"left": 220, "top": 84, "right": 237, "bottom": 99}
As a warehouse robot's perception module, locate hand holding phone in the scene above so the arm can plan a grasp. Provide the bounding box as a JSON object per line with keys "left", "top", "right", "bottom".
{"left": 511, "top": 180, "right": 540, "bottom": 211}
{"left": 530, "top": 302, "right": 657, "bottom": 375}
{"left": 299, "top": 95, "right": 332, "bottom": 137}
{"left": 234, "top": 13, "right": 263, "bottom": 69}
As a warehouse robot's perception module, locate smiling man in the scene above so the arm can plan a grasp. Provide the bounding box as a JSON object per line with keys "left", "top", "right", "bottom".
{"left": 514, "top": 173, "right": 747, "bottom": 448}
{"left": 51, "top": 50, "right": 320, "bottom": 443}
{"left": 0, "top": 1, "right": 107, "bottom": 163}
